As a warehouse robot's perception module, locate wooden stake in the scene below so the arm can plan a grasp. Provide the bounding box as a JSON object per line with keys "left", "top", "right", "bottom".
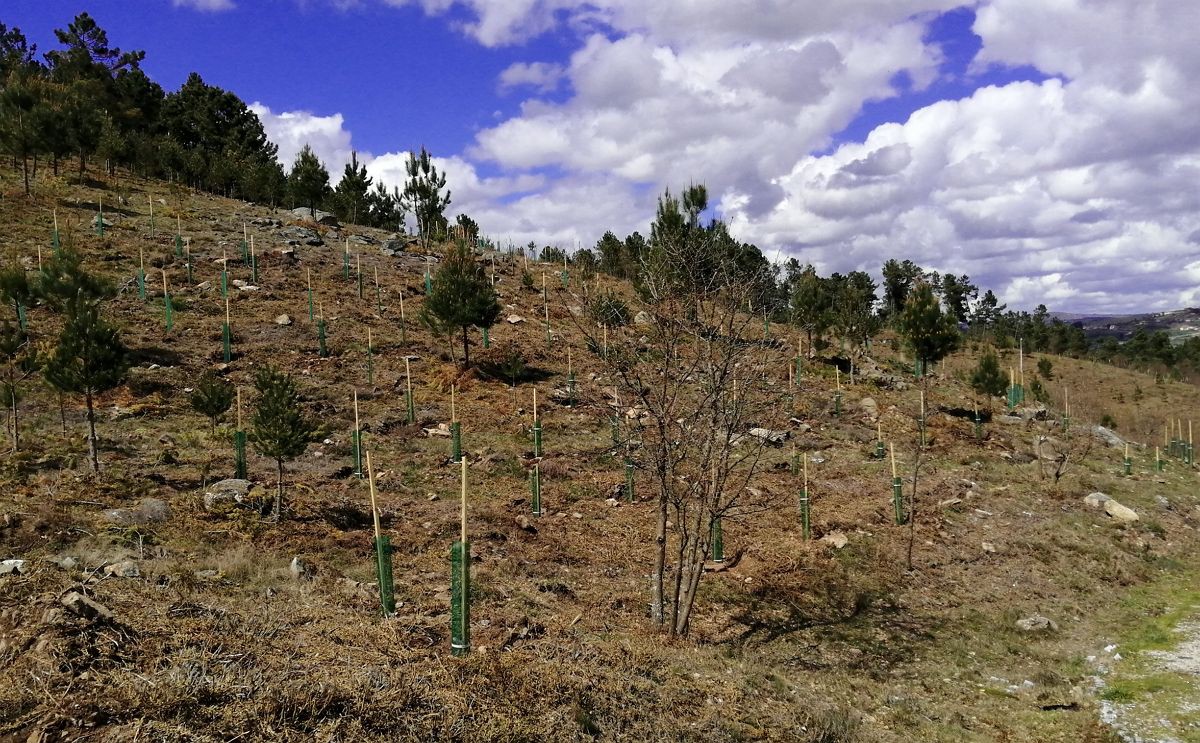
{"left": 162, "top": 268, "right": 168, "bottom": 297}
{"left": 224, "top": 290, "right": 231, "bottom": 327}
{"left": 139, "top": 243, "right": 145, "bottom": 274}
{"left": 405, "top": 356, "right": 413, "bottom": 403}
{"left": 451, "top": 384, "right": 457, "bottom": 423}
{"left": 366, "top": 450, "right": 382, "bottom": 541}
{"left": 53, "top": 208, "right": 58, "bottom": 233}
{"left": 803, "top": 450, "right": 808, "bottom": 490}
{"left": 460, "top": 454, "right": 468, "bottom": 547}
{"left": 37, "top": 242, "right": 42, "bottom": 271}
{"left": 399, "top": 288, "right": 406, "bottom": 321}
{"left": 890, "top": 442, "right": 897, "bottom": 479}
{"left": 568, "top": 347, "right": 572, "bottom": 376}
{"left": 877, "top": 420, "right": 882, "bottom": 442}
{"left": 835, "top": 367, "right": 840, "bottom": 391}
{"left": 374, "top": 266, "right": 380, "bottom": 297}
{"left": 533, "top": 388, "right": 538, "bottom": 422}
{"left": 236, "top": 387, "right": 242, "bottom": 430}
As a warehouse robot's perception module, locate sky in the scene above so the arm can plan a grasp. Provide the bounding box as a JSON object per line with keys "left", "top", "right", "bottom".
{"left": 6, "top": 0, "right": 1200, "bottom": 314}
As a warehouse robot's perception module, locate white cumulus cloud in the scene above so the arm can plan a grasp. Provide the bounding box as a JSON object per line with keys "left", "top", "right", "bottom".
{"left": 172, "top": 0, "right": 236, "bottom": 11}
{"left": 249, "top": 103, "right": 357, "bottom": 181}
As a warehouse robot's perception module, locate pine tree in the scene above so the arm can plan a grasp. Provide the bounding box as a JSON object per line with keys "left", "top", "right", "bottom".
{"left": 330, "top": 151, "right": 371, "bottom": 224}
{"left": 190, "top": 372, "right": 233, "bottom": 433}
{"left": 43, "top": 301, "right": 129, "bottom": 473}
{"left": 789, "top": 264, "right": 831, "bottom": 352}
{"left": 287, "top": 144, "right": 331, "bottom": 213}
{"left": 248, "top": 366, "right": 315, "bottom": 522}
{"left": 970, "top": 349, "right": 1006, "bottom": 403}
{"left": 0, "top": 266, "right": 32, "bottom": 325}
{"left": 402, "top": 146, "right": 450, "bottom": 250}
{"left": 420, "top": 242, "right": 500, "bottom": 367}
{"left": 897, "top": 281, "right": 960, "bottom": 371}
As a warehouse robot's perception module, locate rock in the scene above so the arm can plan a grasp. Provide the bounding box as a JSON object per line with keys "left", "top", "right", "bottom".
{"left": 1092, "top": 425, "right": 1125, "bottom": 449}
{"left": 275, "top": 314, "right": 293, "bottom": 326}
{"left": 423, "top": 423, "right": 452, "bottom": 438}
{"left": 1014, "top": 404, "right": 1050, "bottom": 421}
{"left": 1084, "top": 492, "right": 1111, "bottom": 508}
{"left": 278, "top": 247, "right": 297, "bottom": 263}
{"left": 939, "top": 497, "right": 962, "bottom": 507}
{"left": 102, "top": 508, "right": 141, "bottom": 526}
{"left": 290, "top": 207, "right": 338, "bottom": 226}
{"left": 102, "top": 497, "right": 171, "bottom": 526}
{"left": 749, "top": 428, "right": 789, "bottom": 446}
{"left": 981, "top": 542, "right": 997, "bottom": 554}
{"left": 634, "top": 311, "right": 651, "bottom": 326}
{"left": 47, "top": 555, "right": 79, "bottom": 571}
{"left": 93, "top": 216, "right": 114, "bottom": 228}
{"left": 280, "top": 225, "right": 319, "bottom": 242}
{"left": 290, "top": 556, "right": 315, "bottom": 580}
{"left": 515, "top": 516, "right": 538, "bottom": 534}
{"left": 203, "top": 479, "right": 253, "bottom": 513}
{"left": 427, "top": 493, "right": 439, "bottom": 502}
{"left": 1016, "top": 615, "right": 1058, "bottom": 632}
{"left": 506, "top": 314, "right": 525, "bottom": 324}
{"left": 251, "top": 217, "right": 282, "bottom": 228}
{"left": 1156, "top": 495, "right": 1171, "bottom": 510}
{"left": 605, "top": 498, "right": 619, "bottom": 507}
{"left": 61, "top": 591, "right": 114, "bottom": 621}
{"left": 349, "top": 234, "right": 376, "bottom": 245}
{"left": 304, "top": 236, "right": 324, "bottom": 246}
{"left": 996, "top": 415, "right": 1025, "bottom": 425}
{"left": 139, "top": 498, "right": 170, "bottom": 522}
{"left": 1103, "top": 499, "right": 1139, "bottom": 523}
{"left": 194, "top": 569, "right": 221, "bottom": 579}
{"left": 859, "top": 397, "right": 878, "bottom": 416}
{"left": 820, "top": 531, "right": 848, "bottom": 549}
{"left": 0, "top": 559, "right": 27, "bottom": 575}
{"left": 104, "top": 560, "right": 140, "bottom": 578}
{"left": 236, "top": 284, "right": 260, "bottom": 292}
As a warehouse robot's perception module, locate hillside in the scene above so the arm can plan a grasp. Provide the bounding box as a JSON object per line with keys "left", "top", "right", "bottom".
{"left": 1055, "top": 308, "right": 1200, "bottom": 344}
{"left": 4, "top": 168, "right": 1200, "bottom": 742}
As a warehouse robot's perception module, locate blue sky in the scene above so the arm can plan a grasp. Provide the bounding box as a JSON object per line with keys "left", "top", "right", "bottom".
{"left": 6, "top": 0, "right": 1200, "bottom": 313}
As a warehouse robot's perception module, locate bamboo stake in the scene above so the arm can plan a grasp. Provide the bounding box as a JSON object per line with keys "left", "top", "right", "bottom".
{"left": 890, "top": 442, "right": 897, "bottom": 479}
{"left": 367, "top": 450, "right": 382, "bottom": 540}
{"left": 451, "top": 384, "right": 457, "bottom": 423}
{"left": 236, "top": 386, "right": 242, "bottom": 430}
{"left": 460, "top": 455, "right": 468, "bottom": 547}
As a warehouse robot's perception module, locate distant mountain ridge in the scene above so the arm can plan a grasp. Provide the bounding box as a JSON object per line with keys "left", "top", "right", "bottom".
{"left": 1050, "top": 307, "right": 1200, "bottom": 343}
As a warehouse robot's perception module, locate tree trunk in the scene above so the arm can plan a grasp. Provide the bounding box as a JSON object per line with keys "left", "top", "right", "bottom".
{"left": 21, "top": 154, "right": 30, "bottom": 196}
{"left": 461, "top": 325, "right": 470, "bottom": 368}
{"left": 53, "top": 153, "right": 59, "bottom": 176}
{"left": 85, "top": 390, "right": 99, "bottom": 473}
{"left": 674, "top": 502, "right": 709, "bottom": 636}
{"left": 651, "top": 476, "right": 668, "bottom": 626}
{"left": 59, "top": 394, "right": 67, "bottom": 434}
{"left": 273, "top": 458, "right": 284, "bottom": 522}
{"left": 9, "top": 369, "right": 17, "bottom": 452}
{"left": 78, "top": 149, "right": 85, "bottom": 180}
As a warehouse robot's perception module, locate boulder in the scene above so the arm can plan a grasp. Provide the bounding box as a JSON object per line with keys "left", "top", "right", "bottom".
{"left": 506, "top": 314, "right": 526, "bottom": 324}
{"left": 819, "top": 531, "right": 848, "bottom": 549}
{"left": 0, "top": 559, "right": 26, "bottom": 576}
{"left": 1092, "top": 425, "right": 1125, "bottom": 449}
{"left": 749, "top": 428, "right": 789, "bottom": 446}
{"left": 859, "top": 397, "right": 878, "bottom": 417}
{"left": 203, "top": 479, "right": 253, "bottom": 513}
{"left": 104, "top": 560, "right": 140, "bottom": 578}
{"left": 290, "top": 207, "right": 338, "bottom": 226}
{"left": 1016, "top": 615, "right": 1058, "bottom": 632}
{"left": 634, "top": 311, "right": 652, "bottom": 326}
{"left": 1104, "top": 499, "right": 1139, "bottom": 523}
{"left": 102, "top": 498, "right": 171, "bottom": 526}
{"left": 61, "top": 591, "right": 114, "bottom": 621}
{"left": 423, "top": 423, "right": 452, "bottom": 438}
{"left": 1083, "top": 492, "right": 1111, "bottom": 508}
{"left": 275, "top": 314, "right": 293, "bottom": 326}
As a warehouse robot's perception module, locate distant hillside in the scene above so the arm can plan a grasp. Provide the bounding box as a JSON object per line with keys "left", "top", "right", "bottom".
{"left": 1052, "top": 307, "right": 1200, "bottom": 343}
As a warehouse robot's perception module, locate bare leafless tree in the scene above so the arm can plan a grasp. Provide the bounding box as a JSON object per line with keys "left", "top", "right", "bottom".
{"left": 572, "top": 200, "right": 788, "bottom": 636}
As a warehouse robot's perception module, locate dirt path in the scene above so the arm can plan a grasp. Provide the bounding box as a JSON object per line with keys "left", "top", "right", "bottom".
{"left": 1100, "top": 618, "right": 1200, "bottom": 742}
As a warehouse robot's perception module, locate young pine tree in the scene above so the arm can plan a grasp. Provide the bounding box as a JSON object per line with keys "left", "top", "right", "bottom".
{"left": 897, "top": 281, "right": 960, "bottom": 373}
{"left": 248, "top": 366, "right": 315, "bottom": 522}
{"left": 287, "top": 144, "right": 331, "bottom": 213}
{"left": 970, "top": 349, "right": 1007, "bottom": 407}
{"left": 420, "top": 242, "right": 501, "bottom": 368}
{"left": 0, "top": 320, "right": 37, "bottom": 451}
{"left": 330, "top": 151, "right": 371, "bottom": 225}
{"left": 43, "top": 302, "right": 130, "bottom": 473}
{"left": 190, "top": 372, "right": 234, "bottom": 433}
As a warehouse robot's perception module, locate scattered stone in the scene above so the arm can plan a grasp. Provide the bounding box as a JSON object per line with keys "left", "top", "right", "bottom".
{"left": 104, "top": 560, "right": 140, "bottom": 578}
{"left": 275, "top": 314, "right": 293, "bottom": 326}
{"left": 516, "top": 516, "right": 538, "bottom": 534}
{"left": 605, "top": 498, "right": 620, "bottom": 507}
{"left": 203, "top": 479, "right": 253, "bottom": 513}
{"left": 427, "top": 493, "right": 439, "bottom": 502}
{"left": 982, "top": 542, "right": 997, "bottom": 554}
{"left": 506, "top": 314, "right": 525, "bottom": 324}
{"left": 349, "top": 234, "right": 376, "bottom": 245}
{"left": 424, "top": 423, "right": 452, "bottom": 438}
{"left": 1156, "top": 495, "right": 1171, "bottom": 510}
{"left": 0, "top": 559, "right": 27, "bottom": 576}
{"left": 859, "top": 397, "right": 878, "bottom": 417}
{"left": 251, "top": 217, "right": 282, "bottom": 228}
{"left": 1092, "top": 425, "right": 1125, "bottom": 449}
{"left": 749, "top": 428, "right": 789, "bottom": 446}
{"left": 290, "top": 207, "right": 338, "bottom": 225}
{"left": 47, "top": 555, "right": 79, "bottom": 571}
{"left": 61, "top": 591, "right": 114, "bottom": 621}
{"left": 1103, "top": 499, "right": 1139, "bottom": 523}
{"left": 996, "top": 415, "right": 1025, "bottom": 425}
{"left": 93, "top": 216, "right": 113, "bottom": 228}
{"left": 194, "top": 569, "right": 220, "bottom": 579}
{"left": 939, "top": 497, "right": 962, "bottom": 507}
{"left": 1016, "top": 615, "right": 1058, "bottom": 632}
{"left": 236, "top": 284, "right": 260, "bottom": 292}
{"left": 290, "top": 556, "right": 315, "bottom": 580}
{"left": 820, "top": 531, "right": 848, "bottom": 549}
{"left": 1084, "top": 492, "right": 1111, "bottom": 508}
{"left": 634, "top": 311, "right": 651, "bottom": 325}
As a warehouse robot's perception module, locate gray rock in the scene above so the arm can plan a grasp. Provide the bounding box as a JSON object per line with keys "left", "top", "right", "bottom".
{"left": 61, "top": 591, "right": 114, "bottom": 621}
{"left": 103, "top": 498, "right": 170, "bottom": 526}
{"left": 47, "top": 555, "right": 79, "bottom": 570}
{"left": 251, "top": 217, "right": 282, "bottom": 228}
{"left": 280, "top": 225, "right": 319, "bottom": 242}
{"left": 634, "top": 311, "right": 652, "bottom": 326}
{"left": 92, "top": 216, "right": 114, "bottom": 228}
{"left": 749, "top": 428, "right": 789, "bottom": 446}
{"left": 349, "top": 234, "right": 376, "bottom": 245}
{"left": 820, "top": 531, "right": 848, "bottom": 549}
{"left": 506, "top": 314, "right": 526, "bottom": 324}
{"left": 1084, "top": 492, "right": 1111, "bottom": 508}
{"left": 275, "top": 314, "right": 293, "bottom": 326}
{"left": 996, "top": 415, "right": 1025, "bottom": 425}
{"left": 139, "top": 498, "right": 170, "bottom": 522}
{"left": 0, "top": 559, "right": 27, "bottom": 575}
{"left": 290, "top": 556, "right": 315, "bottom": 580}
{"left": 203, "top": 479, "right": 253, "bottom": 513}
{"left": 1104, "top": 499, "right": 1139, "bottom": 523}
{"left": 104, "top": 560, "right": 140, "bottom": 578}
{"left": 859, "top": 397, "right": 878, "bottom": 417}
{"left": 290, "top": 207, "right": 338, "bottom": 226}
{"left": 1016, "top": 615, "right": 1058, "bottom": 632}
{"left": 1092, "top": 425, "right": 1125, "bottom": 449}
{"left": 304, "top": 236, "right": 324, "bottom": 246}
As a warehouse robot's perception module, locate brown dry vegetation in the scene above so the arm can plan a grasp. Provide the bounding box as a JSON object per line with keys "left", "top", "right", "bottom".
{"left": 2, "top": 166, "right": 1198, "bottom": 741}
